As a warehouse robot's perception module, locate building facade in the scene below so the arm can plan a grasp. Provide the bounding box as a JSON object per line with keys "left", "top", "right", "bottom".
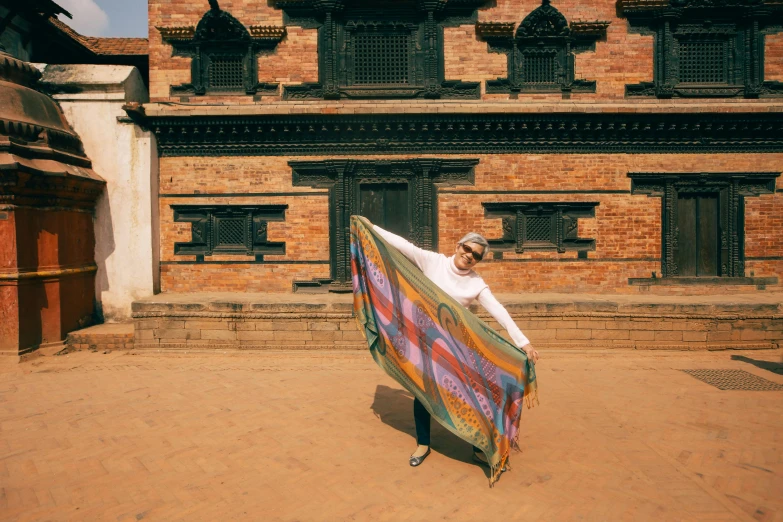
{"left": 129, "top": 0, "right": 783, "bottom": 298}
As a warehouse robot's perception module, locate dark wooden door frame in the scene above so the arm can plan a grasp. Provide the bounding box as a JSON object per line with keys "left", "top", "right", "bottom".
{"left": 290, "top": 159, "right": 478, "bottom": 291}
{"left": 629, "top": 172, "right": 778, "bottom": 278}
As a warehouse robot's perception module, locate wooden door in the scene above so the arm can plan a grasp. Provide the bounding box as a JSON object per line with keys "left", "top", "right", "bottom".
{"left": 358, "top": 183, "right": 410, "bottom": 239}
{"left": 676, "top": 193, "right": 720, "bottom": 276}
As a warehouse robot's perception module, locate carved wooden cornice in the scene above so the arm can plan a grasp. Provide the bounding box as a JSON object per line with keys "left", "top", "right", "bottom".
{"left": 126, "top": 111, "right": 783, "bottom": 156}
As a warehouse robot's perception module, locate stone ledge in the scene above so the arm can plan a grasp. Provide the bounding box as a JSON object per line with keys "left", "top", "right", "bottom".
{"left": 628, "top": 276, "right": 778, "bottom": 287}
{"left": 129, "top": 292, "right": 783, "bottom": 352}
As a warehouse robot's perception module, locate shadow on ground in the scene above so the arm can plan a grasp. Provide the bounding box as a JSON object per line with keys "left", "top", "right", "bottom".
{"left": 731, "top": 355, "right": 783, "bottom": 375}
{"left": 369, "top": 384, "right": 488, "bottom": 475}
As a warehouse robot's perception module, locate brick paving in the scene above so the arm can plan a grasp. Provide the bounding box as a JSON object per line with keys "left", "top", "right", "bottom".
{"left": 1, "top": 348, "right": 782, "bottom": 522}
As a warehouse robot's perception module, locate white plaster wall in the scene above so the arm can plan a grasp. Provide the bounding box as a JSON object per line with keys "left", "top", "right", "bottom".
{"left": 44, "top": 65, "right": 159, "bottom": 321}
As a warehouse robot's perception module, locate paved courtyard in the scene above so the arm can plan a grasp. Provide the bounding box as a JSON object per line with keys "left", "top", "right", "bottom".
{"left": 1, "top": 348, "right": 782, "bottom": 522}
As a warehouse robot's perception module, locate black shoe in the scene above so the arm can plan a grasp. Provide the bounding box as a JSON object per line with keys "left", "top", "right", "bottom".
{"left": 472, "top": 452, "right": 507, "bottom": 472}
{"left": 409, "top": 448, "right": 431, "bottom": 467}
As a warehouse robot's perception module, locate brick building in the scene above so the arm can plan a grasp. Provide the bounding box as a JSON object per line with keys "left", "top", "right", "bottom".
{"left": 127, "top": 0, "right": 783, "bottom": 300}
{"left": 114, "top": 0, "right": 783, "bottom": 353}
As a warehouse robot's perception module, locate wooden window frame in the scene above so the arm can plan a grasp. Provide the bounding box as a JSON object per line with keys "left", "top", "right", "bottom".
{"left": 482, "top": 202, "right": 598, "bottom": 255}
{"left": 620, "top": 0, "right": 783, "bottom": 98}
{"left": 276, "top": 0, "right": 486, "bottom": 100}
{"left": 172, "top": 205, "right": 288, "bottom": 262}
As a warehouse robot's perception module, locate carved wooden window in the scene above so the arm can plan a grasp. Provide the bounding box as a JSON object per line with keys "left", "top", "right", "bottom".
{"left": 276, "top": 0, "right": 487, "bottom": 100}
{"left": 522, "top": 51, "right": 558, "bottom": 84}
{"left": 172, "top": 205, "right": 287, "bottom": 262}
{"left": 352, "top": 28, "right": 411, "bottom": 85}
{"left": 158, "top": 2, "right": 285, "bottom": 97}
{"left": 206, "top": 54, "right": 245, "bottom": 91}
{"left": 620, "top": 0, "right": 783, "bottom": 98}
{"left": 677, "top": 39, "right": 728, "bottom": 84}
{"left": 358, "top": 183, "right": 410, "bottom": 238}
{"left": 290, "top": 159, "right": 478, "bottom": 291}
{"left": 482, "top": 202, "right": 598, "bottom": 255}
{"left": 629, "top": 173, "right": 778, "bottom": 278}
{"left": 476, "top": 0, "right": 609, "bottom": 98}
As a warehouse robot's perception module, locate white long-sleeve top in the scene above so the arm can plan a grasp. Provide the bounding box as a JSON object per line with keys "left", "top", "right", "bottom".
{"left": 373, "top": 225, "right": 530, "bottom": 350}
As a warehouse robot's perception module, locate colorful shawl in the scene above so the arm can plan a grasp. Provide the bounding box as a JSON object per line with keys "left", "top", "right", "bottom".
{"left": 350, "top": 216, "right": 538, "bottom": 486}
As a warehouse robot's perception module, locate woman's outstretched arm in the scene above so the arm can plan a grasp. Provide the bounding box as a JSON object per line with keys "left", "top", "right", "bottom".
{"left": 372, "top": 225, "right": 438, "bottom": 272}
{"left": 477, "top": 287, "right": 539, "bottom": 362}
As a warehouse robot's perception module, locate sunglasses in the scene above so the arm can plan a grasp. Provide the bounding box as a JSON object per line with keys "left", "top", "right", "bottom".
{"left": 459, "top": 243, "right": 484, "bottom": 262}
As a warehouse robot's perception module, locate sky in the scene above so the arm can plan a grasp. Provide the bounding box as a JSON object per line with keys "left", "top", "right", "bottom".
{"left": 57, "top": 0, "right": 148, "bottom": 38}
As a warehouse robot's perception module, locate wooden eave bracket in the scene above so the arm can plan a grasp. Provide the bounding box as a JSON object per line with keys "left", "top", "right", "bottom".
{"left": 618, "top": 0, "right": 783, "bottom": 15}
{"left": 248, "top": 26, "right": 287, "bottom": 41}
{"left": 157, "top": 26, "right": 196, "bottom": 41}
{"left": 616, "top": 0, "right": 669, "bottom": 14}
{"left": 570, "top": 21, "right": 611, "bottom": 38}
{"left": 157, "top": 25, "right": 286, "bottom": 43}
{"left": 475, "top": 22, "right": 514, "bottom": 40}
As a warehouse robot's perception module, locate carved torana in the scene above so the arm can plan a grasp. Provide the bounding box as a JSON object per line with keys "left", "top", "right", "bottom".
{"left": 157, "top": 1, "right": 286, "bottom": 96}
{"left": 477, "top": 0, "right": 610, "bottom": 97}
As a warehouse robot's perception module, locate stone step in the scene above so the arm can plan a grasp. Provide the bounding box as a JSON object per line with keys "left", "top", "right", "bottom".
{"left": 66, "top": 323, "right": 134, "bottom": 352}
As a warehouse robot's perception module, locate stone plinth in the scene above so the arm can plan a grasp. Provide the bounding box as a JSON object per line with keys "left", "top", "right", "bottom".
{"left": 132, "top": 293, "right": 364, "bottom": 351}
{"left": 131, "top": 292, "right": 783, "bottom": 352}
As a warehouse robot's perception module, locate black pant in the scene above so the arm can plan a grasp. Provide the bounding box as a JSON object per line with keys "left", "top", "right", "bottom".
{"left": 413, "top": 398, "right": 480, "bottom": 453}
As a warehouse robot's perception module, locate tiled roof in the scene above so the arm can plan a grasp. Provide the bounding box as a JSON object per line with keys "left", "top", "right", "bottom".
{"left": 48, "top": 17, "right": 148, "bottom": 56}
{"left": 85, "top": 37, "right": 148, "bottom": 56}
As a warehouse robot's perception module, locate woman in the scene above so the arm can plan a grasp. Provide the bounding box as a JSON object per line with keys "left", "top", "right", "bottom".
{"left": 371, "top": 223, "right": 540, "bottom": 469}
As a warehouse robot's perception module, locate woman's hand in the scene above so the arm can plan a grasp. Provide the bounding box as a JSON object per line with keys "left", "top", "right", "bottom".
{"left": 521, "top": 343, "right": 540, "bottom": 364}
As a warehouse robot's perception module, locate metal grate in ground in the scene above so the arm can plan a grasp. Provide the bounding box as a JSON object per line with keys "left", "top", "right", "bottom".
{"left": 682, "top": 369, "right": 783, "bottom": 391}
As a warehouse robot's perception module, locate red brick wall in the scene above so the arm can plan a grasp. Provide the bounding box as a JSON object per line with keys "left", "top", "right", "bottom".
{"left": 158, "top": 154, "right": 783, "bottom": 294}
{"left": 767, "top": 33, "right": 783, "bottom": 82}
{"left": 149, "top": 0, "right": 783, "bottom": 103}
{"left": 148, "top": 0, "right": 783, "bottom": 295}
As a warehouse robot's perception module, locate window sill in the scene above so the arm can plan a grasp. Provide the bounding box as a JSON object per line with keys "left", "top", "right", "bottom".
{"left": 628, "top": 277, "right": 778, "bottom": 287}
